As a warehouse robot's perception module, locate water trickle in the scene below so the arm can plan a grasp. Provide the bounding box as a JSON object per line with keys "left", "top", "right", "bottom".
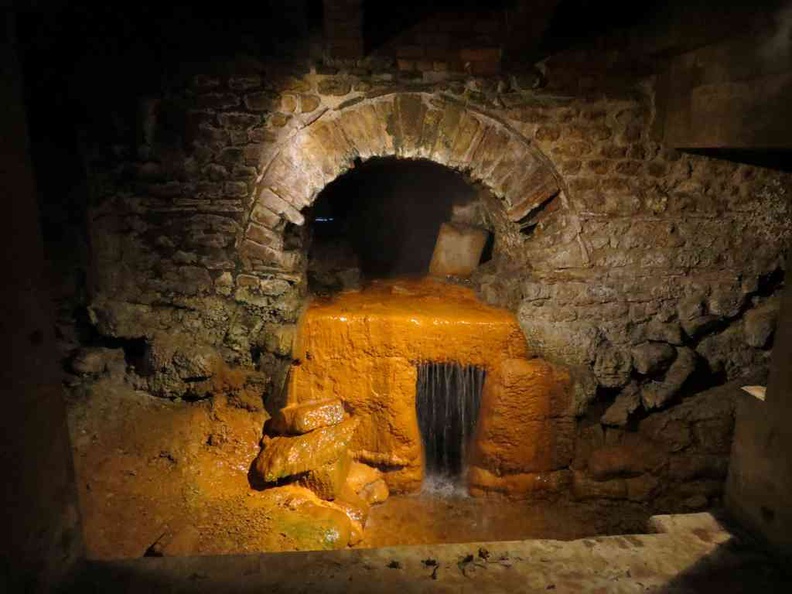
{"left": 416, "top": 363, "right": 485, "bottom": 492}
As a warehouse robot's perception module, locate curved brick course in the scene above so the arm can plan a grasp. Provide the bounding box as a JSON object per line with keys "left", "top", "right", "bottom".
{"left": 239, "top": 92, "right": 564, "bottom": 272}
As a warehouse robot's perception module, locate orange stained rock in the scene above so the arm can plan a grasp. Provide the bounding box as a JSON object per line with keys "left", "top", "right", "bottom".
{"left": 346, "top": 461, "right": 390, "bottom": 505}
{"left": 299, "top": 451, "right": 352, "bottom": 500}
{"left": 471, "top": 358, "right": 575, "bottom": 478}
{"left": 293, "top": 278, "right": 530, "bottom": 367}
{"left": 268, "top": 398, "right": 345, "bottom": 435}
{"left": 468, "top": 466, "right": 571, "bottom": 498}
{"left": 253, "top": 418, "right": 358, "bottom": 483}
{"left": 331, "top": 485, "right": 370, "bottom": 532}
{"left": 286, "top": 279, "right": 534, "bottom": 493}
{"left": 346, "top": 461, "right": 385, "bottom": 493}
{"left": 359, "top": 478, "right": 390, "bottom": 505}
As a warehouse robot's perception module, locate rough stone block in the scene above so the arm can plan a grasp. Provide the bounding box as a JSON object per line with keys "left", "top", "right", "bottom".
{"left": 593, "top": 341, "right": 633, "bottom": 388}
{"left": 70, "top": 347, "right": 125, "bottom": 376}
{"left": 358, "top": 478, "right": 389, "bottom": 505}
{"left": 329, "top": 486, "right": 370, "bottom": 543}
{"left": 743, "top": 296, "right": 780, "bottom": 348}
{"left": 601, "top": 382, "right": 641, "bottom": 427}
{"left": 300, "top": 452, "right": 351, "bottom": 500}
{"left": 317, "top": 78, "right": 352, "bottom": 96}
{"left": 264, "top": 155, "right": 321, "bottom": 208}
{"left": 460, "top": 47, "right": 501, "bottom": 63}
{"left": 336, "top": 103, "right": 392, "bottom": 159}
{"left": 256, "top": 189, "right": 304, "bottom": 225}
{"left": 641, "top": 347, "right": 698, "bottom": 410}
{"left": 504, "top": 167, "right": 560, "bottom": 223}
{"left": 300, "top": 94, "right": 321, "bottom": 113}
{"left": 473, "top": 359, "right": 575, "bottom": 474}
{"left": 393, "top": 94, "right": 427, "bottom": 156}
{"left": 632, "top": 342, "right": 677, "bottom": 375}
{"left": 644, "top": 319, "right": 685, "bottom": 345}
{"left": 244, "top": 91, "right": 278, "bottom": 111}
{"left": 228, "top": 75, "right": 261, "bottom": 91}
{"left": 250, "top": 202, "right": 282, "bottom": 229}
{"left": 252, "top": 418, "right": 358, "bottom": 483}
{"left": 197, "top": 93, "right": 240, "bottom": 110}
{"left": 298, "top": 120, "right": 354, "bottom": 180}
{"left": 239, "top": 239, "right": 282, "bottom": 267}
{"left": 217, "top": 112, "right": 261, "bottom": 130}
{"left": 246, "top": 221, "right": 282, "bottom": 249}
{"left": 428, "top": 223, "right": 489, "bottom": 278}
{"left": 431, "top": 103, "right": 464, "bottom": 162}
{"left": 268, "top": 399, "right": 346, "bottom": 435}
{"left": 415, "top": 108, "right": 443, "bottom": 159}
{"left": 345, "top": 461, "right": 383, "bottom": 493}
{"left": 447, "top": 112, "right": 485, "bottom": 168}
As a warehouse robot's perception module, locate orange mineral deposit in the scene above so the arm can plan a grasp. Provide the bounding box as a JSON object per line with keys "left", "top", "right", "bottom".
{"left": 283, "top": 278, "right": 573, "bottom": 495}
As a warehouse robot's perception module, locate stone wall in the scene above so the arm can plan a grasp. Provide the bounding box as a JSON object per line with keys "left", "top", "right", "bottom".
{"left": 76, "top": 45, "right": 790, "bottom": 509}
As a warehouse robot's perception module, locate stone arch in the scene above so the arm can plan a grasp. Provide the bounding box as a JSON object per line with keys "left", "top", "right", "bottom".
{"left": 238, "top": 92, "right": 568, "bottom": 271}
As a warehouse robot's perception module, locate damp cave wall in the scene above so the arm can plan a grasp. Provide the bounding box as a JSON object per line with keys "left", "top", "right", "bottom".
{"left": 35, "top": 3, "right": 792, "bottom": 510}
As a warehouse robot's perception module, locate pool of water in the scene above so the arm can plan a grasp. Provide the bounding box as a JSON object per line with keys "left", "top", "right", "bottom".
{"left": 355, "top": 492, "right": 651, "bottom": 549}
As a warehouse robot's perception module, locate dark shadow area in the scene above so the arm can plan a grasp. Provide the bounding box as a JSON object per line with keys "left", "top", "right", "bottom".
{"left": 682, "top": 149, "right": 792, "bottom": 173}
{"left": 307, "top": 158, "right": 478, "bottom": 291}
{"left": 363, "top": 0, "right": 511, "bottom": 54}
{"left": 655, "top": 512, "right": 792, "bottom": 593}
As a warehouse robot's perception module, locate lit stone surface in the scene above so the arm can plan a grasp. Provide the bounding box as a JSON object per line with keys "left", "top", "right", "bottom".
{"left": 299, "top": 452, "right": 352, "bottom": 501}
{"left": 285, "top": 278, "right": 538, "bottom": 493}
{"left": 428, "top": 222, "right": 489, "bottom": 278}
{"left": 472, "top": 358, "right": 575, "bottom": 480}
{"left": 77, "top": 512, "right": 792, "bottom": 593}
{"left": 268, "top": 399, "right": 346, "bottom": 435}
{"left": 253, "top": 418, "right": 359, "bottom": 483}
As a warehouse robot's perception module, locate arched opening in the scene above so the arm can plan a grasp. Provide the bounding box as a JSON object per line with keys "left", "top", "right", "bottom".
{"left": 306, "top": 157, "right": 491, "bottom": 293}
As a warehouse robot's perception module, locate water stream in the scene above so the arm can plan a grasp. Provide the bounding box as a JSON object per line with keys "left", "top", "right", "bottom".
{"left": 416, "top": 362, "right": 485, "bottom": 493}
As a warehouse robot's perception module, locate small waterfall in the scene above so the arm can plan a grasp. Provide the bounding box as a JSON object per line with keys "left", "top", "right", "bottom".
{"left": 416, "top": 362, "right": 485, "bottom": 492}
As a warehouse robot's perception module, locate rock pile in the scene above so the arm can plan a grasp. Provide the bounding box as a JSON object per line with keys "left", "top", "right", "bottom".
{"left": 251, "top": 398, "right": 389, "bottom": 545}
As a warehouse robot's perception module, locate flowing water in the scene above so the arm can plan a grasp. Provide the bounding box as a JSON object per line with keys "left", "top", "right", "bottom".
{"left": 416, "top": 362, "right": 485, "bottom": 492}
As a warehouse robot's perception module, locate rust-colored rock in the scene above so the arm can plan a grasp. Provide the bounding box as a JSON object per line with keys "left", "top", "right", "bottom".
{"left": 268, "top": 399, "right": 346, "bottom": 435}
{"left": 300, "top": 452, "right": 351, "bottom": 500}
{"left": 359, "top": 478, "right": 390, "bottom": 505}
{"left": 252, "top": 418, "right": 358, "bottom": 483}
{"left": 468, "top": 466, "right": 571, "bottom": 498}
{"left": 287, "top": 279, "right": 532, "bottom": 493}
{"left": 327, "top": 485, "right": 370, "bottom": 545}
{"left": 471, "top": 358, "right": 575, "bottom": 479}
{"left": 264, "top": 485, "right": 354, "bottom": 549}
{"left": 345, "top": 461, "right": 390, "bottom": 504}
{"left": 346, "top": 461, "right": 383, "bottom": 493}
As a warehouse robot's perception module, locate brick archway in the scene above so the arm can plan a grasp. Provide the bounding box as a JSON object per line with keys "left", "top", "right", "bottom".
{"left": 238, "top": 92, "right": 566, "bottom": 271}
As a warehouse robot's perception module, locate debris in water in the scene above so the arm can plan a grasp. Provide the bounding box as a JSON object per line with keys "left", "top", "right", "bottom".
{"left": 387, "top": 560, "right": 402, "bottom": 569}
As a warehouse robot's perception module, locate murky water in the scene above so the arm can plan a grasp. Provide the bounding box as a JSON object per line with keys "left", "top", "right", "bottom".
{"left": 416, "top": 362, "right": 485, "bottom": 485}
